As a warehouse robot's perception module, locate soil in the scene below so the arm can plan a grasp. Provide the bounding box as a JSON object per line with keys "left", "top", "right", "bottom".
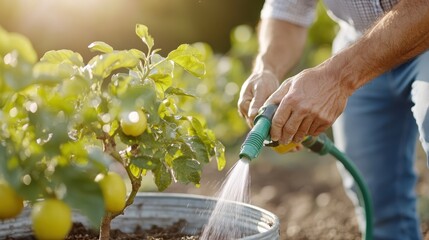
{"left": 65, "top": 220, "right": 199, "bottom": 240}
{"left": 6, "top": 220, "right": 199, "bottom": 240}
{"left": 166, "top": 147, "right": 429, "bottom": 240}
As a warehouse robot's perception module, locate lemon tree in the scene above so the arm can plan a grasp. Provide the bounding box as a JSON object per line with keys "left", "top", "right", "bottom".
{"left": 0, "top": 24, "right": 225, "bottom": 239}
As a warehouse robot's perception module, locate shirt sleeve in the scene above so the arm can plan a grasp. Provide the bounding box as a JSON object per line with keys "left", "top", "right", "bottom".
{"left": 260, "top": 0, "right": 318, "bottom": 27}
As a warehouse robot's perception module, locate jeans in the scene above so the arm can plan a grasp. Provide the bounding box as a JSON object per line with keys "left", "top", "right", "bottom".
{"left": 332, "top": 51, "right": 429, "bottom": 240}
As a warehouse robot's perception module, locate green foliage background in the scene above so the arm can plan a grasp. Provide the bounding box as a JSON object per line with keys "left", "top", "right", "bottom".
{"left": 0, "top": 0, "right": 338, "bottom": 147}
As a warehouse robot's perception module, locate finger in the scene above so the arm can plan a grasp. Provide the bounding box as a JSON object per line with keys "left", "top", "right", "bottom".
{"left": 269, "top": 103, "right": 292, "bottom": 142}
{"left": 265, "top": 85, "right": 292, "bottom": 142}
{"left": 279, "top": 110, "right": 305, "bottom": 144}
{"left": 307, "top": 122, "right": 320, "bottom": 136}
{"left": 247, "top": 87, "right": 269, "bottom": 121}
{"left": 292, "top": 117, "right": 313, "bottom": 143}
{"left": 238, "top": 98, "right": 251, "bottom": 118}
{"left": 308, "top": 121, "right": 330, "bottom": 136}
{"left": 313, "top": 124, "right": 329, "bottom": 136}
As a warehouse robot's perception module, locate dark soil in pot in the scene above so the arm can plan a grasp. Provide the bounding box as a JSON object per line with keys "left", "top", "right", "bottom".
{"left": 5, "top": 219, "right": 199, "bottom": 240}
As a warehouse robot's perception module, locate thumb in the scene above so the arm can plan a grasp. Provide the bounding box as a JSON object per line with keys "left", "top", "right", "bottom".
{"left": 264, "top": 84, "right": 289, "bottom": 107}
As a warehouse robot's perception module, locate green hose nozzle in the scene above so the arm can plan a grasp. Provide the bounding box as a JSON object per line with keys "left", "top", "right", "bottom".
{"left": 239, "top": 105, "right": 278, "bottom": 161}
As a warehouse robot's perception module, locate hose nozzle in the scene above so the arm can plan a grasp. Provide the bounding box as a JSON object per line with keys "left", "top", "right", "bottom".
{"left": 239, "top": 105, "right": 278, "bottom": 161}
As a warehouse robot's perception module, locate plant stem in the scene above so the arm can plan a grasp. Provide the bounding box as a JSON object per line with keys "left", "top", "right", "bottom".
{"left": 112, "top": 166, "right": 141, "bottom": 218}
{"left": 99, "top": 212, "right": 111, "bottom": 240}
{"left": 100, "top": 134, "right": 142, "bottom": 218}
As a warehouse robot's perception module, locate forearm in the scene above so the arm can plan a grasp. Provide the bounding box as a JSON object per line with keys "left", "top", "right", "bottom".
{"left": 326, "top": 0, "right": 429, "bottom": 92}
{"left": 253, "top": 18, "right": 308, "bottom": 80}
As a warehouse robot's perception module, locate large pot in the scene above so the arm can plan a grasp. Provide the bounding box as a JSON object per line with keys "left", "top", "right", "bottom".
{"left": 0, "top": 192, "right": 280, "bottom": 240}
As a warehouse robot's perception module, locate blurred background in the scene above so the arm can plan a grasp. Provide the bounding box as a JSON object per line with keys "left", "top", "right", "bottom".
{"left": 1, "top": 0, "right": 427, "bottom": 239}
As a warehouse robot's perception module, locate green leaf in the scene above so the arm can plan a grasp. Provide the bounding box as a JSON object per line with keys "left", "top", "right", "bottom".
{"left": 165, "top": 87, "right": 195, "bottom": 97}
{"left": 88, "top": 50, "right": 139, "bottom": 78}
{"left": 61, "top": 75, "right": 90, "bottom": 97}
{"left": 0, "top": 29, "right": 37, "bottom": 64}
{"left": 118, "top": 83, "right": 158, "bottom": 121}
{"left": 149, "top": 54, "right": 173, "bottom": 90}
{"left": 215, "top": 141, "right": 226, "bottom": 170}
{"left": 86, "top": 147, "right": 112, "bottom": 171}
{"left": 131, "top": 156, "right": 159, "bottom": 170}
{"left": 153, "top": 164, "right": 171, "bottom": 191}
{"left": 129, "top": 164, "right": 141, "bottom": 178}
{"left": 135, "top": 24, "right": 154, "bottom": 50}
{"left": 167, "top": 44, "right": 205, "bottom": 78}
{"left": 129, "top": 48, "right": 146, "bottom": 60}
{"left": 55, "top": 167, "right": 105, "bottom": 228}
{"left": 187, "top": 116, "right": 205, "bottom": 138}
{"left": 40, "top": 50, "right": 84, "bottom": 67}
{"left": 0, "top": 145, "right": 21, "bottom": 186}
{"left": 172, "top": 156, "right": 201, "bottom": 184}
{"left": 33, "top": 62, "right": 75, "bottom": 85}
{"left": 2, "top": 53, "right": 34, "bottom": 91}
{"left": 184, "top": 136, "right": 209, "bottom": 164}
{"left": 88, "top": 41, "right": 114, "bottom": 54}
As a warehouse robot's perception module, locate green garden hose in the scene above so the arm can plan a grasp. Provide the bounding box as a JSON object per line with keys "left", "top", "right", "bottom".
{"left": 239, "top": 104, "right": 374, "bottom": 240}
{"left": 302, "top": 134, "right": 373, "bottom": 240}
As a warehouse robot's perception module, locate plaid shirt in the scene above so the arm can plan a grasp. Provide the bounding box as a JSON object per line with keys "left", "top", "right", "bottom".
{"left": 260, "top": 0, "right": 399, "bottom": 51}
{"left": 261, "top": 0, "right": 399, "bottom": 31}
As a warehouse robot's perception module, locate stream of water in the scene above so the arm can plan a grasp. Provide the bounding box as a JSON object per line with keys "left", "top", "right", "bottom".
{"left": 200, "top": 158, "right": 251, "bottom": 240}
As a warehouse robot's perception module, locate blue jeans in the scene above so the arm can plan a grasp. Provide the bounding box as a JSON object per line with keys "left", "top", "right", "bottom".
{"left": 333, "top": 51, "right": 429, "bottom": 240}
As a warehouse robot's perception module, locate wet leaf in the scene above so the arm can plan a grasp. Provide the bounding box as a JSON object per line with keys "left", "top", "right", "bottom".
{"left": 184, "top": 136, "right": 209, "bottom": 164}
{"left": 153, "top": 164, "right": 171, "bottom": 191}
{"left": 172, "top": 156, "right": 201, "bottom": 184}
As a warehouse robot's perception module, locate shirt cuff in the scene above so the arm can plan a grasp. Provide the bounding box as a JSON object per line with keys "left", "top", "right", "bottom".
{"left": 260, "top": 0, "right": 317, "bottom": 27}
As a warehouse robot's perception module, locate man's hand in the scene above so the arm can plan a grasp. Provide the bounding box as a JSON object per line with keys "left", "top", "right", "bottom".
{"left": 238, "top": 70, "right": 279, "bottom": 127}
{"left": 265, "top": 65, "right": 351, "bottom": 144}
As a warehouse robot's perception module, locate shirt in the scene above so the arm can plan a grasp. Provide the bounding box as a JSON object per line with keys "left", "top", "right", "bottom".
{"left": 260, "top": 0, "right": 399, "bottom": 52}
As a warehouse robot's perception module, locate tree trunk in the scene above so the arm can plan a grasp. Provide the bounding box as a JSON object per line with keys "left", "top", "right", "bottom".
{"left": 99, "top": 212, "right": 111, "bottom": 240}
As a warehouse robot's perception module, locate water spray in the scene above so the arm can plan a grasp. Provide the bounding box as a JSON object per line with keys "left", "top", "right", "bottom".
{"left": 239, "top": 104, "right": 374, "bottom": 240}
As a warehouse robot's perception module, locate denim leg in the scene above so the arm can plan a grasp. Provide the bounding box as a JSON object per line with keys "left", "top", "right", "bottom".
{"left": 332, "top": 53, "right": 427, "bottom": 239}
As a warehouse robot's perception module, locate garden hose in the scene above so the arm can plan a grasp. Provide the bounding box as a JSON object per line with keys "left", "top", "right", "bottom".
{"left": 239, "top": 104, "right": 373, "bottom": 240}
{"left": 302, "top": 134, "right": 373, "bottom": 240}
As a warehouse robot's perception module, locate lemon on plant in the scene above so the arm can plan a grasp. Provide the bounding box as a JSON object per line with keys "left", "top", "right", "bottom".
{"left": 120, "top": 109, "right": 147, "bottom": 137}
{"left": 95, "top": 172, "right": 126, "bottom": 213}
{"left": 0, "top": 181, "right": 24, "bottom": 220}
{"left": 31, "top": 199, "right": 72, "bottom": 240}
